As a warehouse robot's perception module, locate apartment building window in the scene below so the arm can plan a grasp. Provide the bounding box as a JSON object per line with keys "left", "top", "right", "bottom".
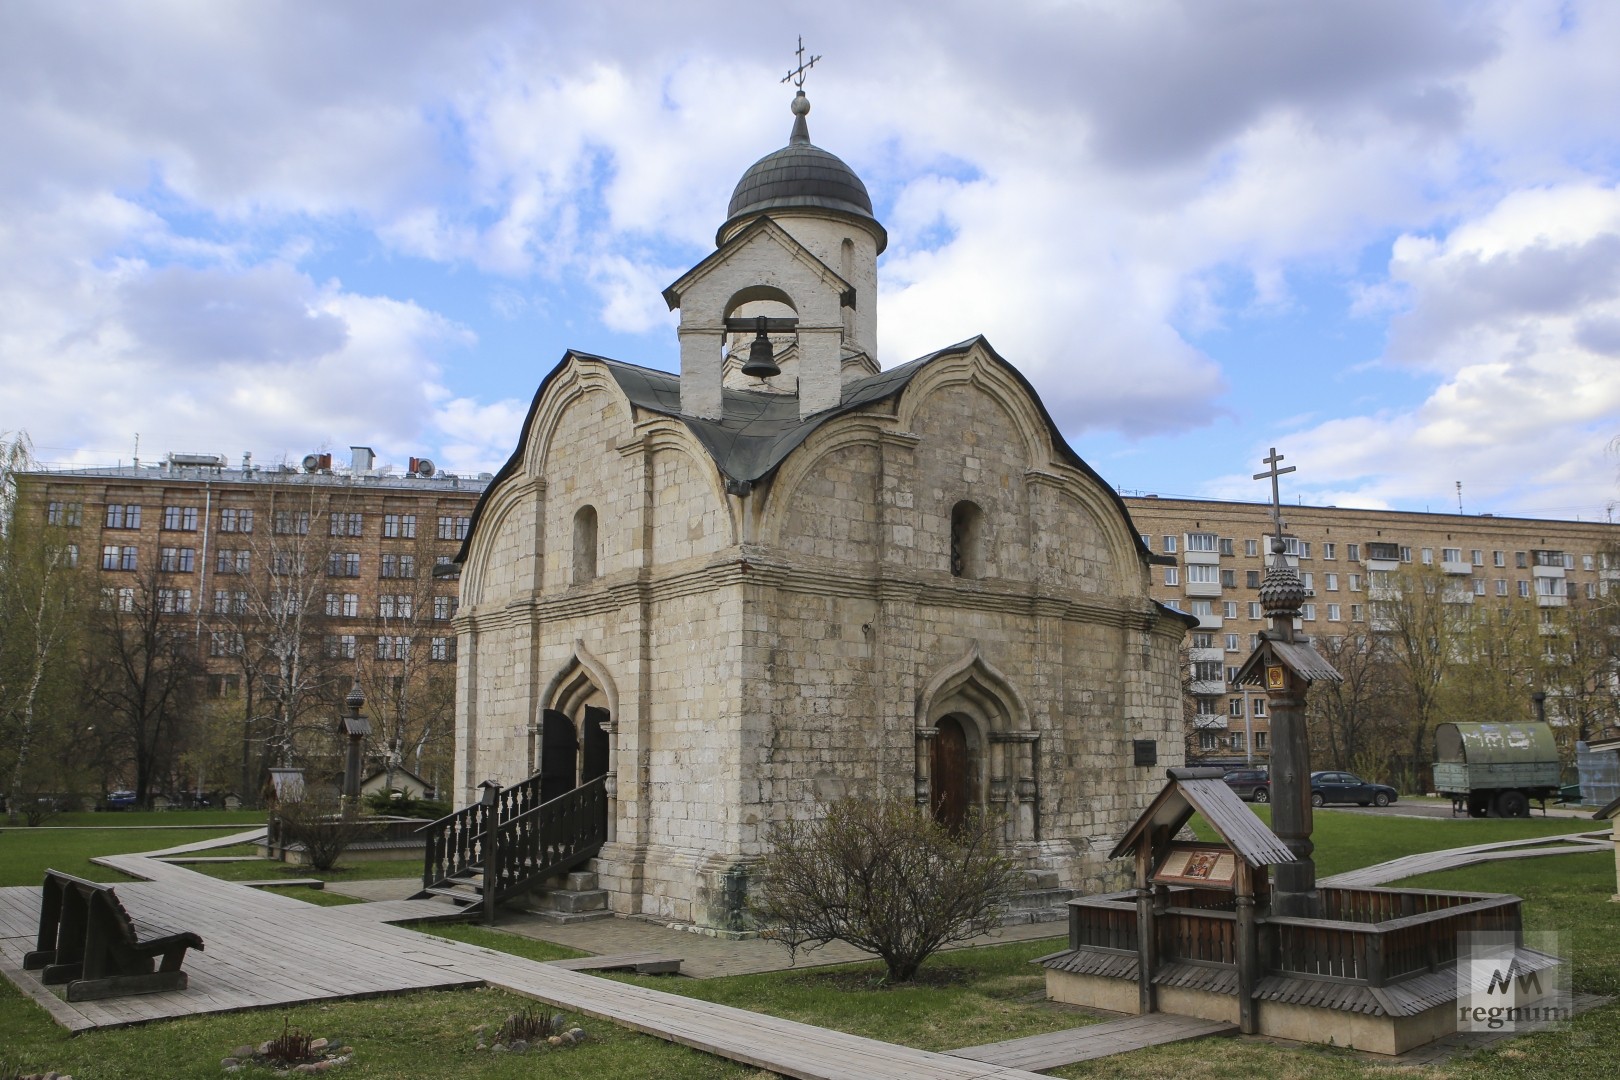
{"left": 1230, "top": 731, "right": 1246, "bottom": 751}
{"left": 1441, "top": 548, "right": 1460, "bottom": 563}
{"left": 215, "top": 549, "right": 250, "bottom": 575}
{"left": 381, "top": 554, "right": 416, "bottom": 579}
{"left": 1350, "top": 604, "right": 1364, "bottom": 621}
{"left": 433, "top": 595, "right": 457, "bottom": 620}
{"left": 1281, "top": 537, "right": 1309, "bottom": 558}
{"left": 219, "top": 507, "right": 254, "bottom": 533}
{"left": 1162, "top": 535, "right": 1177, "bottom": 553}
{"left": 1192, "top": 660, "right": 1222, "bottom": 682}
{"left": 1229, "top": 698, "right": 1244, "bottom": 717}
{"left": 1254, "top": 732, "right": 1268, "bottom": 751}
{"left": 1302, "top": 603, "right": 1316, "bottom": 620}
{"left": 1518, "top": 580, "right": 1530, "bottom": 598}
{"left": 1246, "top": 570, "right": 1261, "bottom": 588}
{"left": 158, "top": 547, "right": 195, "bottom": 572}
{"left": 1164, "top": 599, "right": 1183, "bottom": 611}
{"left": 101, "top": 587, "right": 135, "bottom": 612}
{"left": 1248, "top": 601, "right": 1263, "bottom": 619}
{"left": 1199, "top": 732, "right": 1218, "bottom": 751}
{"left": 1188, "top": 563, "right": 1218, "bottom": 584}
{"left": 438, "top": 515, "right": 471, "bottom": 541}
{"left": 101, "top": 545, "right": 138, "bottom": 571}
{"left": 1420, "top": 547, "right": 1433, "bottom": 565}
{"left": 47, "top": 501, "right": 83, "bottom": 526}
{"left": 162, "top": 505, "right": 199, "bottom": 531}
{"left": 1165, "top": 567, "right": 1179, "bottom": 586}
{"left": 383, "top": 513, "right": 418, "bottom": 539}
{"left": 1514, "top": 551, "right": 1527, "bottom": 568}
{"left": 1252, "top": 699, "right": 1267, "bottom": 717}
{"left": 104, "top": 503, "right": 141, "bottom": 529}
{"left": 1219, "top": 538, "right": 1235, "bottom": 556}
{"left": 1192, "top": 632, "right": 1214, "bottom": 649}
{"left": 157, "top": 588, "right": 191, "bottom": 614}
{"left": 1187, "top": 532, "right": 1217, "bottom": 552}
{"left": 431, "top": 637, "right": 456, "bottom": 661}
{"left": 1399, "top": 546, "right": 1412, "bottom": 562}
{"left": 1191, "top": 600, "right": 1213, "bottom": 618}
{"left": 376, "top": 635, "right": 410, "bottom": 660}
{"left": 1327, "top": 603, "right": 1341, "bottom": 621}
{"left": 1474, "top": 577, "right": 1487, "bottom": 596}
{"left": 1563, "top": 552, "right": 1576, "bottom": 570}
{"left": 271, "top": 552, "right": 305, "bottom": 576}
{"left": 62, "top": 544, "right": 79, "bottom": 568}
{"left": 1218, "top": 567, "right": 1236, "bottom": 588}
{"left": 270, "top": 592, "right": 300, "bottom": 615}
{"left": 1588, "top": 582, "right": 1598, "bottom": 599}
{"left": 324, "top": 592, "right": 360, "bottom": 617}
{"left": 1583, "top": 554, "right": 1595, "bottom": 571}
{"left": 1139, "top": 533, "right": 1150, "bottom": 548}
{"left": 1225, "top": 665, "right": 1241, "bottom": 684}
{"left": 274, "top": 510, "right": 309, "bottom": 535}
{"left": 1301, "top": 572, "right": 1314, "bottom": 591}
{"left": 1349, "top": 573, "right": 1361, "bottom": 591}
{"left": 1472, "top": 549, "right": 1485, "bottom": 566}
{"left": 379, "top": 594, "right": 414, "bottom": 619}
{"left": 1324, "top": 573, "right": 1338, "bottom": 591}
{"left": 328, "top": 552, "right": 361, "bottom": 577}
{"left": 1493, "top": 550, "right": 1505, "bottom": 567}
{"left": 1322, "top": 542, "right": 1336, "bottom": 560}
{"left": 325, "top": 634, "right": 358, "bottom": 659}
{"left": 1496, "top": 579, "right": 1508, "bottom": 596}
{"left": 209, "top": 632, "right": 244, "bottom": 657}
{"left": 1225, "top": 633, "right": 1240, "bottom": 652}
{"left": 1223, "top": 601, "right": 1238, "bottom": 618}
{"left": 215, "top": 590, "right": 248, "bottom": 615}
{"left": 329, "top": 512, "right": 364, "bottom": 537}
{"left": 1535, "top": 577, "right": 1562, "bottom": 597}
{"left": 1346, "top": 543, "right": 1360, "bottom": 562}
{"left": 1245, "top": 539, "right": 1259, "bottom": 557}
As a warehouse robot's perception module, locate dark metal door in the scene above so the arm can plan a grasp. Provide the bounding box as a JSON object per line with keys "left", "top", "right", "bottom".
{"left": 931, "top": 717, "right": 970, "bottom": 831}
{"left": 539, "top": 709, "right": 578, "bottom": 803}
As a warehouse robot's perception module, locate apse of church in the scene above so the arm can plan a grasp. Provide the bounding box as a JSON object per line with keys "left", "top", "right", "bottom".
{"left": 451, "top": 87, "right": 1192, "bottom": 929}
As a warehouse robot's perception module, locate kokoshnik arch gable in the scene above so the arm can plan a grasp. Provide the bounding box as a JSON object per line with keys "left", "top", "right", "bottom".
{"left": 449, "top": 86, "right": 1195, "bottom": 929}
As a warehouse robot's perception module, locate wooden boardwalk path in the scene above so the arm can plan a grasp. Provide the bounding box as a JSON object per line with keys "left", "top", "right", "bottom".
{"left": 947, "top": 1014, "right": 1236, "bottom": 1071}
{"left": 1321, "top": 830, "right": 1612, "bottom": 887}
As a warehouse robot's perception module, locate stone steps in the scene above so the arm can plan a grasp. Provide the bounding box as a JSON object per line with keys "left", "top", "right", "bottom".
{"left": 521, "top": 869, "right": 614, "bottom": 924}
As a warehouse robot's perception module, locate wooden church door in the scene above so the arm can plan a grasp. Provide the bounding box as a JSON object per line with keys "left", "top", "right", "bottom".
{"left": 931, "top": 716, "right": 970, "bottom": 831}
{"left": 539, "top": 709, "right": 578, "bottom": 803}
{"left": 581, "top": 705, "right": 610, "bottom": 784}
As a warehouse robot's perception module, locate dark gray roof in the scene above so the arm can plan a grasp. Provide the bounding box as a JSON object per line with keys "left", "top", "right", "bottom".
{"left": 717, "top": 102, "right": 886, "bottom": 252}
{"left": 454, "top": 336, "right": 1161, "bottom": 569}
{"left": 596, "top": 351, "right": 928, "bottom": 488}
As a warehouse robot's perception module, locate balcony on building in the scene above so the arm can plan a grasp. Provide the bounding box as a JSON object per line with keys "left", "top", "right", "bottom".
{"left": 1190, "top": 680, "right": 1226, "bottom": 697}
{"left": 1184, "top": 580, "right": 1223, "bottom": 598}
{"left": 1441, "top": 585, "right": 1475, "bottom": 605}
{"left": 1440, "top": 558, "right": 1472, "bottom": 575}
{"left": 1192, "top": 713, "right": 1228, "bottom": 731}
{"left": 1188, "top": 646, "right": 1223, "bottom": 663}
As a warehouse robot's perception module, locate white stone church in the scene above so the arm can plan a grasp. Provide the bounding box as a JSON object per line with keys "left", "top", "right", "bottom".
{"left": 451, "top": 90, "right": 1191, "bottom": 928}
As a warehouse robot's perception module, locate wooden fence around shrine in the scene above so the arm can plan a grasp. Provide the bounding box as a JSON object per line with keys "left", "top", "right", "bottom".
{"left": 1065, "top": 884, "right": 1522, "bottom": 990}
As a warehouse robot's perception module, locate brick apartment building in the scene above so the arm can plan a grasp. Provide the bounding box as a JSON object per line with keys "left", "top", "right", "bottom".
{"left": 1121, "top": 496, "right": 1620, "bottom": 765}
{"left": 18, "top": 446, "right": 489, "bottom": 794}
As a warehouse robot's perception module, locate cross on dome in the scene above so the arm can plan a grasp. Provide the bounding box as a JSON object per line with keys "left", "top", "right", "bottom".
{"left": 781, "top": 35, "right": 821, "bottom": 90}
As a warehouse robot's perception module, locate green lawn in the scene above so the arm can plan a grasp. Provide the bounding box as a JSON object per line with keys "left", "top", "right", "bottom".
{"left": 24, "top": 809, "right": 271, "bottom": 829}
{"left": 0, "top": 826, "right": 253, "bottom": 885}
{"left": 2, "top": 805, "right": 1612, "bottom": 1079}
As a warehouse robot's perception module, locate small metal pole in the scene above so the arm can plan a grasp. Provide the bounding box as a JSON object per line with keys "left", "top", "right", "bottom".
{"left": 480, "top": 781, "right": 501, "bottom": 926}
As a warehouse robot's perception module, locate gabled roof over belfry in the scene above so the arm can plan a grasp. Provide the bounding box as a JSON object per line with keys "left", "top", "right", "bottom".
{"left": 453, "top": 337, "right": 1161, "bottom": 566}
{"left": 662, "top": 216, "right": 855, "bottom": 313}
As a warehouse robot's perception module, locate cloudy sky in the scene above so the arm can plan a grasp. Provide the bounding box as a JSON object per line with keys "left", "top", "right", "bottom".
{"left": 5, "top": 1, "right": 1620, "bottom": 520}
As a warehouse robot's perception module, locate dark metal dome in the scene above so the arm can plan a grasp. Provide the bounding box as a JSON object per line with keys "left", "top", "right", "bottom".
{"left": 717, "top": 91, "right": 885, "bottom": 251}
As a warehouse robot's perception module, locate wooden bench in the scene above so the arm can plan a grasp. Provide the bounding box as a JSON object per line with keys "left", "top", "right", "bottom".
{"left": 23, "top": 870, "right": 204, "bottom": 1001}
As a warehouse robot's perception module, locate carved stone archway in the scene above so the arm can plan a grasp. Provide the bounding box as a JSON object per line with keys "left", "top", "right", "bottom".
{"left": 536, "top": 643, "right": 619, "bottom": 841}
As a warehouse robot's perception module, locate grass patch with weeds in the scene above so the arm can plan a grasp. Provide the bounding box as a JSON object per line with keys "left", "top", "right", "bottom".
{"left": 0, "top": 826, "right": 251, "bottom": 886}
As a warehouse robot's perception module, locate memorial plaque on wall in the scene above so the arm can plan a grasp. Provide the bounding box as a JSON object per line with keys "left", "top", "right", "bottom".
{"left": 1153, "top": 843, "right": 1239, "bottom": 889}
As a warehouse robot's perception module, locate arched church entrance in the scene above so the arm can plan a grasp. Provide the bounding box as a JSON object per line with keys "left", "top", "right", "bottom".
{"left": 537, "top": 653, "right": 617, "bottom": 839}
{"left": 930, "top": 715, "right": 973, "bottom": 830}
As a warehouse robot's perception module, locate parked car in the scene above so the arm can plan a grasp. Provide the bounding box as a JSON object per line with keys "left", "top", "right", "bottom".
{"left": 1223, "top": 768, "right": 1271, "bottom": 803}
{"left": 102, "top": 790, "right": 138, "bottom": 811}
{"left": 1309, "top": 771, "right": 1398, "bottom": 807}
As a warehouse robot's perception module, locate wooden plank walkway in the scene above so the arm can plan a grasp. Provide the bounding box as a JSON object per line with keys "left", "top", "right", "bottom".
{"left": 546, "top": 951, "right": 683, "bottom": 974}
{"left": 1322, "top": 830, "right": 1612, "bottom": 887}
{"left": 947, "top": 1014, "right": 1236, "bottom": 1070}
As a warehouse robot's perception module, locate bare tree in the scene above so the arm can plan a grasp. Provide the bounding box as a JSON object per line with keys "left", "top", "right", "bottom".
{"left": 1306, "top": 631, "right": 1401, "bottom": 779}
{"left": 1, "top": 434, "right": 96, "bottom": 821}
{"left": 85, "top": 562, "right": 205, "bottom": 806}
{"left": 752, "top": 796, "right": 1020, "bottom": 983}
{"left": 1377, "top": 563, "right": 1469, "bottom": 791}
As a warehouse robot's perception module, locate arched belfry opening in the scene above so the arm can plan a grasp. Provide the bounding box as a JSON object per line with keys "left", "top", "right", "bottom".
{"left": 723, "top": 285, "right": 798, "bottom": 388}
{"left": 951, "top": 500, "right": 984, "bottom": 578}
{"left": 916, "top": 647, "right": 1039, "bottom": 844}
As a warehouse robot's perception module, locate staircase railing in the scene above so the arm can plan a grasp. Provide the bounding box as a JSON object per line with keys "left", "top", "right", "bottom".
{"left": 418, "top": 775, "right": 607, "bottom": 904}
{"left": 485, "top": 776, "right": 608, "bottom": 904}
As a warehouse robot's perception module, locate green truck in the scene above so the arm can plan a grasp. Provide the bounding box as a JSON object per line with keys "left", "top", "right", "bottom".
{"left": 1433, "top": 722, "right": 1562, "bottom": 818}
